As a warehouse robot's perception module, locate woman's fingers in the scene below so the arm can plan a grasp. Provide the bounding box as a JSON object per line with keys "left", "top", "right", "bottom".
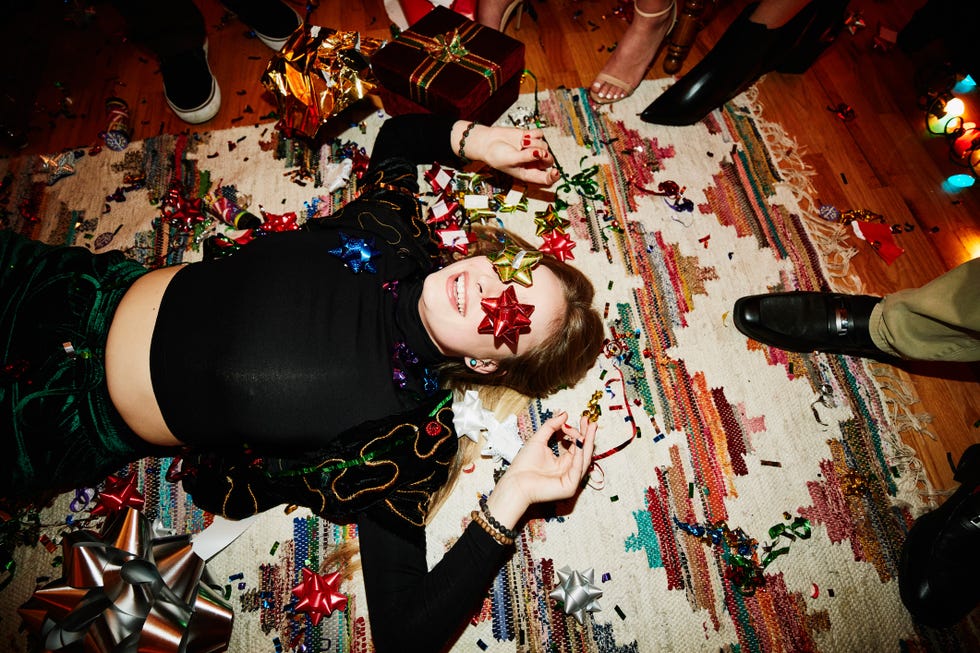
{"left": 532, "top": 411, "right": 569, "bottom": 443}
{"left": 513, "top": 167, "right": 559, "bottom": 186}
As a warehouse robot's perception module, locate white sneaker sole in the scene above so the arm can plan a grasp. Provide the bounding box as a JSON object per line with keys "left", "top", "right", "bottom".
{"left": 163, "top": 42, "right": 222, "bottom": 124}
{"left": 166, "top": 76, "right": 221, "bottom": 124}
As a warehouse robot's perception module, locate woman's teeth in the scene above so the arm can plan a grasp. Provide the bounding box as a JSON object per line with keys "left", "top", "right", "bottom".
{"left": 455, "top": 275, "right": 465, "bottom": 315}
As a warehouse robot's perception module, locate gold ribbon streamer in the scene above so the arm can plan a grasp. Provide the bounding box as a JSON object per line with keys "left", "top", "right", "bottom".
{"left": 18, "top": 508, "right": 233, "bottom": 653}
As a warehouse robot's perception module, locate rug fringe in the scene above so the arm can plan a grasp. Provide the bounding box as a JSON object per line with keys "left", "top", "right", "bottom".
{"left": 742, "top": 87, "right": 937, "bottom": 509}
{"left": 740, "top": 87, "right": 863, "bottom": 293}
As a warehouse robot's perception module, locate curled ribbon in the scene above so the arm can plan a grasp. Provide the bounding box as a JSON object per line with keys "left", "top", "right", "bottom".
{"left": 556, "top": 164, "right": 604, "bottom": 201}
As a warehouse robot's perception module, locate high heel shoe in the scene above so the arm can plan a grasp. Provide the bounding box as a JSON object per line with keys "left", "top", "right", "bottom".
{"left": 589, "top": 0, "right": 677, "bottom": 105}
{"left": 639, "top": 0, "right": 847, "bottom": 126}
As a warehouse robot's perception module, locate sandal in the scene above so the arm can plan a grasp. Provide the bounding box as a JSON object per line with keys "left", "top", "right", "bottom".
{"left": 589, "top": 0, "right": 677, "bottom": 105}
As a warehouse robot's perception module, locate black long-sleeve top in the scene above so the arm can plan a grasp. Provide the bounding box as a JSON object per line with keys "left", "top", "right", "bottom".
{"left": 156, "top": 115, "right": 512, "bottom": 651}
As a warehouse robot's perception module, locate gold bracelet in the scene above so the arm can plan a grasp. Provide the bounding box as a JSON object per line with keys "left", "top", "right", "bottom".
{"left": 471, "top": 510, "right": 515, "bottom": 546}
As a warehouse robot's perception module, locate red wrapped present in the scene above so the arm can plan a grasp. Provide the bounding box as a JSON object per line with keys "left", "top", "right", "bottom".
{"left": 372, "top": 7, "right": 525, "bottom": 124}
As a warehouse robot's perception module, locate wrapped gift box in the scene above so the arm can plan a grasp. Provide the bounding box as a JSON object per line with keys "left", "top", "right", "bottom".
{"left": 372, "top": 7, "right": 525, "bottom": 124}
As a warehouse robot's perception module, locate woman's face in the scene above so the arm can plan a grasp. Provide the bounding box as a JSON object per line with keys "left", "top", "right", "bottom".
{"left": 419, "top": 255, "right": 566, "bottom": 362}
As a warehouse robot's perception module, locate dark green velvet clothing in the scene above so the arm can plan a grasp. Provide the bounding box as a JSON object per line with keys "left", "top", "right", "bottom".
{"left": 0, "top": 230, "right": 160, "bottom": 498}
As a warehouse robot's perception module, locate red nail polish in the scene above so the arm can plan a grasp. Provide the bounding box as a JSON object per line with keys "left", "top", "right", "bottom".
{"left": 533, "top": 150, "right": 541, "bottom": 159}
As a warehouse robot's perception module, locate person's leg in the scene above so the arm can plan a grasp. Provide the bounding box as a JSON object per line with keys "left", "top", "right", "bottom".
{"left": 640, "top": 0, "right": 848, "bottom": 125}
{"left": 748, "top": 0, "right": 810, "bottom": 28}
{"left": 0, "top": 232, "right": 165, "bottom": 499}
{"left": 477, "top": 0, "right": 520, "bottom": 33}
{"left": 219, "top": 0, "right": 302, "bottom": 50}
{"left": 588, "top": 0, "right": 676, "bottom": 104}
{"left": 732, "top": 258, "right": 980, "bottom": 363}
{"left": 109, "top": 0, "right": 220, "bottom": 124}
{"left": 872, "top": 257, "right": 980, "bottom": 362}
{"left": 109, "top": 0, "right": 206, "bottom": 59}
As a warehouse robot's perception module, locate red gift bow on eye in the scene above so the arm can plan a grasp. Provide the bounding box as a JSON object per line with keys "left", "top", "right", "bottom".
{"left": 478, "top": 285, "right": 534, "bottom": 348}
{"left": 18, "top": 507, "right": 233, "bottom": 653}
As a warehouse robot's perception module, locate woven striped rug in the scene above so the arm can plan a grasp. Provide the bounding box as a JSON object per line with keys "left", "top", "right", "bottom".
{"left": 1, "top": 80, "right": 976, "bottom": 652}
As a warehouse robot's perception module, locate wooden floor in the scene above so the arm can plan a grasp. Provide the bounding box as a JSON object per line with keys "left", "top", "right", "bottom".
{"left": 2, "top": 0, "right": 977, "bottom": 495}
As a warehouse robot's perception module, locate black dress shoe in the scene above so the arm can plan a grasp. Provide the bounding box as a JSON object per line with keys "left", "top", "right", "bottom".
{"left": 640, "top": 0, "right": 847, "bottom": 126}
{"left": 733, "top": 291, "right": 885, "bottom": 357}
{"left": 900, "top": 444, "right": 980, "bottom": 628}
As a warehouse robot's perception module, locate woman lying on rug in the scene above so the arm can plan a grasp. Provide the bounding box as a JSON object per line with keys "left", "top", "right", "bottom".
{"left": 0, "top": 114, "right": 603, "bottom": 651}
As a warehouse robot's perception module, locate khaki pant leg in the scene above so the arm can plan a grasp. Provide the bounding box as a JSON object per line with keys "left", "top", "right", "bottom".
{"left": 869, "top": 257, "right": 980, "bottom": 362}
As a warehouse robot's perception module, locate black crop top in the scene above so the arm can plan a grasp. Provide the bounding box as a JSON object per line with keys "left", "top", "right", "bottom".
{"left": 156, "top": 115, "right": 516, "bottom": 651}
{"left": 149, "top": 229, "right": 442, "bottom": 450}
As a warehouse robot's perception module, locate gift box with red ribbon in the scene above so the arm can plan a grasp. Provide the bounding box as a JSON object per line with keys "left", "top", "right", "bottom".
{"left": 372, "top": 7, "right": 525, "bottom": 124}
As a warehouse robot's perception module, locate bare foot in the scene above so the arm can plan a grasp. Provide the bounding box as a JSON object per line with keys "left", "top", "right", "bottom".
{"left": 590, "top": 1, "right": 675, "bottom": 103}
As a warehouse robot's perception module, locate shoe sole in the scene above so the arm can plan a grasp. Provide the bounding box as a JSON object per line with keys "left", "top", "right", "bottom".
{"left": 166, "top": 77, "right": 221, "bottom": 124}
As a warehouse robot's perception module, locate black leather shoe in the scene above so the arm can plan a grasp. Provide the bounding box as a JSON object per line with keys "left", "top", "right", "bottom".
{"left": 640, "top": 0, "right": 847, "bottom": 126}
{"left": 900, "top": 444, "right": 980, "bottom": 628}
{"left": 733, "top": 291, "right": 885, "bottom": 357}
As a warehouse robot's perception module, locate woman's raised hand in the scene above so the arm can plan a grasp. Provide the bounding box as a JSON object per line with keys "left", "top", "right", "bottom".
{"left": 453, "top": 121, "right": 560, "bottom": 187}
{"left": 482, "top": 411, "right": 597, "bottom": 529}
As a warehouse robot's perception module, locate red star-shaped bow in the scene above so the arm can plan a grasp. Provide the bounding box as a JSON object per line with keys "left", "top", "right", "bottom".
{"left": 424, "top": 163, "right": 455, "bottom": 194}
{"left": 161, "top": 186, "right": 207, "bottom": 232}
{"left": 292, "top": 568, "right": 348, "bottom": 625}
{"left": 539, "top": 230, "right": 577, "bottom": 261}
{"left": 436, "top": 223, "right": 477, "bottom": 255}
{"left": 478, "top": 285, "right": 534, "bottom": 349}
{"left": 88, "top": 474, "right": 145, "bottom": 517}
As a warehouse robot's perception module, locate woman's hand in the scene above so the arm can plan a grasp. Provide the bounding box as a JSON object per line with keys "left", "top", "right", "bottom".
{"left": 452, "top": 121, "right": 560, "bottom": 186}
{"left": 483, "top": 412, "right": 597, "bottom": 529}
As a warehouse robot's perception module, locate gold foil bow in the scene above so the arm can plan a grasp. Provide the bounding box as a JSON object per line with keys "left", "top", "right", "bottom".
{"left": 424, "top": 30, "right": 470, "bottom": 63}
{"left": 18, "top": 507, "right": 233, "bottom": 653}
{"left": 262, "top": 25, "right": 385, "bottom": 140}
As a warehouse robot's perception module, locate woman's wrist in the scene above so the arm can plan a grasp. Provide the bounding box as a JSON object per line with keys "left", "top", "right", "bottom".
{"left": 451, "top": 119, "right": 481, "bottom": 163}
{"left": 483, "top": 474, "right": 529, "bottom": 530}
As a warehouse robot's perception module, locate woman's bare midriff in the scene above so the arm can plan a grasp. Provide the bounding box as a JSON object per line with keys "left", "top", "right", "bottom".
{"left": 105, "top": 265, "right": 186, "bottom": 447}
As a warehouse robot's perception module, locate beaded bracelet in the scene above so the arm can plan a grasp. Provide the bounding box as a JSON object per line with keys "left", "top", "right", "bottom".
{"left": 457, "top": 121, "right": 477, "bottom": 162}
{"left": 479, "top": 496, "right": 519, "bottom": 540}
{"left": 471, "top": 510, "right": 515, "bottom": 546}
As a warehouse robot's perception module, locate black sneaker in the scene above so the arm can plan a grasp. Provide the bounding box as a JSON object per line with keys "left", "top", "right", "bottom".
{"left": 222, "top": 0, "right": 302, "bottom": 51}
{"left": 160, "top": 43, "right": 221, "bottom": 124}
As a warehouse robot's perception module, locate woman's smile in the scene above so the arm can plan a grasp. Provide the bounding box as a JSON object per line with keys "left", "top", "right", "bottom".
{"left": 450, "top": 272, "right": 467, "bottom": 316}
{"left": 421, "top": 256, "right": 565, "bottom": 359}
